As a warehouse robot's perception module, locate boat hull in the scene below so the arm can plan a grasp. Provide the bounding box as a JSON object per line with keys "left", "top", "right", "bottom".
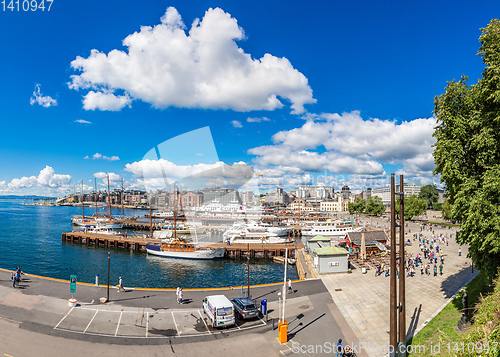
{"left": 146, "top": 246, "right": 225, "bottom": 260}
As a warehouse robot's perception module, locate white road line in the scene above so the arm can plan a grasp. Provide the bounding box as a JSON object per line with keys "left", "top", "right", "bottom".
{"left": 146, "top": 311, "right": 149, "bottom": 338}
{"left": 115, "top": 311, "right": 123, "bottom": 336}
{"left": 198, "top": 310, "right": 211, "bottom": 334}
{"left": 258, "top": 316, "right": 267, "bottom": 325}
{"left": 54, "top": 306, "right": 75, "bottom": 329}
{"left": 233, "top": 321, "right": 241, "bottom": 330}
{"left": 171, "top": 312, "right": 180, "bottom": 336}
{"left": 84, "top": 310, "right": 99, "bottom": 333}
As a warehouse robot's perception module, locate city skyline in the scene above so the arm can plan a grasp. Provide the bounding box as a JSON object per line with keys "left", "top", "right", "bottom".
{"left": 1, "top": 0, "right": 498, "bottom": 196}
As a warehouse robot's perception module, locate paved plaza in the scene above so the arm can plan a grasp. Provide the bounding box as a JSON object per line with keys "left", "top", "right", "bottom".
{"left": 317, "top": 213, "right": 476, "bottom": 357}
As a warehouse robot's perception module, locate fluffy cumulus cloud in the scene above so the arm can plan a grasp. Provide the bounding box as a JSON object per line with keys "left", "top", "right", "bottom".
{"left": 125, "top": 159, "right": 254, "bottom": 191}
{"left": 68, "top": 7, "right": 315, "bottom": 114}
{"left": 6, "top": 166, "right": 71, "bottom": 191}
{"left": 30, "top": 84, "right": 57, "bottom": 108}
{"left": 84, "top": 153, "right": 120, "bottom": 161}
{"left": 248, "top": 111, "right": 438, "bottom": 187}
{"left": 94, "top": 172, "right": 121, "bottom": 182}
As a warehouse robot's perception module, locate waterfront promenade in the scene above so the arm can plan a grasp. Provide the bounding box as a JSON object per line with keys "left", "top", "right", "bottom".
{"left": 0, "top": 270, "right": 349, "bottom": 357}
{"left": 316, "top": 214, "right": 474, "bottom": 357}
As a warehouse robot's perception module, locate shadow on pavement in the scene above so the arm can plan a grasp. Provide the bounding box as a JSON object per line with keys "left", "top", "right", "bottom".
{"left": 287, "top": 313, "right": 325, "bottom": 339}
{"left": 440, "top": 265, "right": 474, "bottom": 298}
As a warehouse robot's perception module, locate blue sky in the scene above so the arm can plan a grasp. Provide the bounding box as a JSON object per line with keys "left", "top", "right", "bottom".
{"left": 0, "top": 0, "right": 498, "bottom": 196}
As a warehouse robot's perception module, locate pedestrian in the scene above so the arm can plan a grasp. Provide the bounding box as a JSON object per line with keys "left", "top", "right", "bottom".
{"left": 176, "top": 286, "right": 181, "bottom": 303}
{"left": 420, "top": 265, "right": 424, "bottom": 275}
{"left": 288, "top": 279, "right": 293, "bottom": 294}
{"left": 434, "top": 265, "right": 437, "bottom": 277}
{"left": 118, "top": 277, "right": 124, "bottom": 292}
{"left": 439, "top": 264, "right": 443, "bottom": 275}
{"left": 459, "top": 248, "right": 462, "bottom": 256}
{"left": 11, "top": 271, "right": 16, "bottom": 288}
{"left": 16, "top": 266, "right": 21, "bottom": 283}
{"left": 336, "top": 339, "right": 343, "bottom": 357}
{"left": 178, "top": 288, "right": 183, "bottom": 304}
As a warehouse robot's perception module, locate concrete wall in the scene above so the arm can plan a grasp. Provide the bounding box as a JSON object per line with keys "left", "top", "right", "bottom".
{"left": 317, "top": 254, "right": 349, "bottom": 274}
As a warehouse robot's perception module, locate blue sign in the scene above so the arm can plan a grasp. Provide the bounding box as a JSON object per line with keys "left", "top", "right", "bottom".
{"left": 70, "top": 275, "right": 77, "bottom": 294}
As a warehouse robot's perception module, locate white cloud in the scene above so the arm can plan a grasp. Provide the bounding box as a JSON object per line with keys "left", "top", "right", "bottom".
{"left": 85, "top": 153, "right": 120, "bottom": 161}
{"left": 231, "top": 120, "right": 243, "bottom": 128}
{"left": 247, "top": 116, "right": 270, "bottom": 123}
{"left": 30, "top": 84, "right": 57, "bottom": 108}
{"left": 68, "top": 7, "right": 315, "bottom": 114}
{"left": 248, "top": 111, "right": 437, "bottom": 186}
{"left": 94, "top": 172, "right": 121, "bottom": 182}
{"left": 7, "top": 166, "right": 71, "bottom": 190}
{"left": 82, "top": 91, "right": 131, "bottom": 111}
{"left": 75, "top": 119, "right": 92, "bottom": 124}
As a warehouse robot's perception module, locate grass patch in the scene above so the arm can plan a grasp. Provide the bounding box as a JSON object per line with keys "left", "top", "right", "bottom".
{"left": 422, "top": 220, "right": 461, "bottom": 227}
{"left": 407, "top": 270, "right": 489, "bottom": 356}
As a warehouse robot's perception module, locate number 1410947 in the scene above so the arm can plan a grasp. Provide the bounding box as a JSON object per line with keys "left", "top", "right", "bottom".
{"left": 1, "top": 0, "right": 53, "bottom": 11}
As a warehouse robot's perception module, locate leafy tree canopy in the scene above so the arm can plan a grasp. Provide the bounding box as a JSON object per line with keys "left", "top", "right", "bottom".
{"left": 433, "top": 19, "right": 500, "bottom": 277}
{"left": 365, "top": 196, "right": 385, "bottom": 216}
{"left": 419, "top": 184, "right": 439, "bottom": 208}
{"left": 395, "top": 195, "right": 427, "bottom": 221}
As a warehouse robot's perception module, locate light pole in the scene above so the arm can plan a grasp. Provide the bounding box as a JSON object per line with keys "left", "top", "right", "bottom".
{"left": 107, "top": 250, "right": 110, "bottom": 302}
{"left": 247, "top": 243, "right": 250, "bottom": 298}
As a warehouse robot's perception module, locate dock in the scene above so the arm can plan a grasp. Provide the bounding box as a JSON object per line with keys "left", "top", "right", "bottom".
{"left": 62, "top": 231, "right": 303, "bottom": 258}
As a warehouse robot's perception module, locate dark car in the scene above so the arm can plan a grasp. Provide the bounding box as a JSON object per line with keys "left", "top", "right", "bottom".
{"left": 230, "top": 297, "right": 259, "bottom": 320}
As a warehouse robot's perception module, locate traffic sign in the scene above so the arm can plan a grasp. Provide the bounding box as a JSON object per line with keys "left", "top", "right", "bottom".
{"left": 70, "top": 275, "right": 77, "bottom": 294}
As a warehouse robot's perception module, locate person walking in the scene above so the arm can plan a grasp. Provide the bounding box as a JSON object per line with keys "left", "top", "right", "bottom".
{"left": 11, "top": 271, "right": 16, "bottom": 288}
{"left": 178, "top": 288, "right": 183, "bottom": 304}
{"left": 118, "top": 277, "right": 124, "bottom": 292}
{"left": 288, "top": 279, "right": 293, "bottom": 294}
{"left": 433, "top": 264, "right": 437, "bottom": 277}
{"left": 439, "top": 264, "right": 443, "bottom": 275}
{"left": 459, "top": 248, "right": 462, "bottom": 256}
{"left": 176, "top": 286, "right": 181, "bottom": 303}
{"left": 336, "top": 339, "right": 343, "bottom": 357}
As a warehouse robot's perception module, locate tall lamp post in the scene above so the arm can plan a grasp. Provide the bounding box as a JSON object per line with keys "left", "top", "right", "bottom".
{"left": 107, "top": 250, "right": 110, "bottom": 302}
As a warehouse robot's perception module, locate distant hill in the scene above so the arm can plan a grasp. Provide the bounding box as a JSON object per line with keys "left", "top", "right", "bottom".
{"left": 0, "top": 195, "right": 56, "bottom": 200}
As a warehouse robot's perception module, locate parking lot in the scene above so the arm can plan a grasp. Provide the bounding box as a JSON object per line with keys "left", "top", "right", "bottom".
{"left": 54, "top": 306, "right": 267, "bottom": 339}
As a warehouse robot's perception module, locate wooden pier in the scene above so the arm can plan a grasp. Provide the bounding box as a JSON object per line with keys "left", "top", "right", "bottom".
{"left": 62, "top": 231, "right": 303, "bottom": 258}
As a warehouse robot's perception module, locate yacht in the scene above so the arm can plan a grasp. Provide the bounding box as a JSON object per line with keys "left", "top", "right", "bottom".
{"left": 301, "top": 219, "right": 363, "bottom": 237}
{"left": 223, "top": 221, "right": 292, "bottom": 244}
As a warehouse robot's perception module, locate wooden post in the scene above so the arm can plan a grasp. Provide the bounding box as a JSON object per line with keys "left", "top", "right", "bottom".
{"left": 399, "top": 175, "right": 406, "bottom": 351}
{"left": 390, "top": 174, "right": 397, "bottom": 355}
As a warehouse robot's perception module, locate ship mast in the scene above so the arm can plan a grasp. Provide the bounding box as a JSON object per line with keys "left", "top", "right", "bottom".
{"left": 173, "top": 182, "right": 177, "bottom": 240}
{"left": 81, "top": 180, "right": 84, "bottom": 219}
{"left": 107, "top": 174, "right": 112, "bottom": 221}
{"left": 94, "top": 178, "right": 98, "bottom": 219}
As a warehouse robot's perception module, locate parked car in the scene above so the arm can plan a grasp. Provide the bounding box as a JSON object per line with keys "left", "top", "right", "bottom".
{"left": 202, "top": 295, "right": 235, "bottom": 328}
{"left": 230, "top": 297, "right": 259, "bottom": 320}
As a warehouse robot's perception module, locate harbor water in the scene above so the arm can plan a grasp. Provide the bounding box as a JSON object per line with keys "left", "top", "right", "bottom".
{"left": 0, "top": 199, "right": 298, "bottom": 288}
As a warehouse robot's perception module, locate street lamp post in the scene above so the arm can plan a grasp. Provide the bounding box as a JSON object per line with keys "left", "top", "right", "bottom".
{"left": 107, "top": 250, "right": 110, "bottom": 302}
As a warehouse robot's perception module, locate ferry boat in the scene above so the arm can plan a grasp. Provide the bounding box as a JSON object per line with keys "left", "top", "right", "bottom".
{"left": 87, "top": 226, "right": 122, "bottom": 235}
{"left": 223, "top": 221, "right": 292, "bottom": 244}
{"left": 301, "top": 219, "right": 363, "bottom": 237}
{"left": 146, "top": 236, "right": 225, "bottom": 260}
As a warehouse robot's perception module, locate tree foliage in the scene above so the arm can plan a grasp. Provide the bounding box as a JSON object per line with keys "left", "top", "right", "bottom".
{"left": 365, "top": 196, "right": 385, "bottom": 216}
{"left": 347, "top": 198, "right": 366, "bottom": 214}
{"left": 433, "top": 19, "right": 500, "bottom": 277}
{"left": 419, "top": 184, "right": 439, "bottom": 208}
{"left": 395, "top": 195, "right": 427, "bottom": 221}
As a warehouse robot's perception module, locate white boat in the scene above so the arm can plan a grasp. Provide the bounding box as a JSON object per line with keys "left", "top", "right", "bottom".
{"left": 223, "top": 221, "right": 292, "bottom": 244}
{"left": 87, "top": 226, "right": 122, "bottom": 235}
{"left": 146, "top": 237, "right": 225, "bottom": 259}
{"left": 301, "top": 219, "right": 363, "bottom": 237}
{"left": 71, "top": 216, "right": 124, "bottom": 229}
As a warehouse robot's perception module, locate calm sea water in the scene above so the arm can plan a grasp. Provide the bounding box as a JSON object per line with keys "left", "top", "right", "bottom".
{"left": 0, "top": 199, "right": 297, "bottom": 288}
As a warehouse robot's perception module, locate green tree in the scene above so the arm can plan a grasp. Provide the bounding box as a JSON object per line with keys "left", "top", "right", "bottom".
{"left": 365, "top": 196, "right": 385, "bottom": 216}
{"left": 441, "top": 199, "right": 452, "bottom": 221}
{"left": 419, "top": 184, "right": 439, "bottom": 209}
{"left": 395, "top": 195, "right": 427, "bottom": 220}
{"left": 433, "top": 19, "right": 500, "bottom": 277}
{"left": 348, "top": 198, "right": 366, "bottom": 214}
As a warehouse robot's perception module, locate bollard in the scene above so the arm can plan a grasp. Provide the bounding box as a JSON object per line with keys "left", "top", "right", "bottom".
{"left": 95, "top": 274, "right": 99, "bottom": 286}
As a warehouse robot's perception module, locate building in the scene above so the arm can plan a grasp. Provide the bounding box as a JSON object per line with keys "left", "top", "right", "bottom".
{"left": 371, "top": 184, "right": 423, "bottom": 206}
{"left": 298, "top": 185, "right": 334, "bottom": 199}
{"left": 306, "top": 235, "right": 331, "bottom": 251}
{"left": 313, "top": 246, "right": 349, "bottom": 274}
{"left": 320, "top": 198, "right": 343, "bottom": 212}
{"left": 200, "top": 188, "right": 242, "bottom": 205}
{"left": 340, "top": 185, "right": 351, "bottom": 200}
{"left": 264, "top": 188, "right": 291, "bottom": 205}
{"left": 180, "top": 191, "right": 203, "bottom": 208}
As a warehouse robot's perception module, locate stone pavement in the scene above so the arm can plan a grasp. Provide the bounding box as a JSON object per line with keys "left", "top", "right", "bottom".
{"left": 317, "top": 214, "right": 475, "bottom": 357}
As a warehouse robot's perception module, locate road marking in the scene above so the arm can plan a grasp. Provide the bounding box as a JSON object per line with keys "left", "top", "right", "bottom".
{"left": 115, "top": 311, "right": 123, "bottom": 336}
{"left": 84, "top": 310, "right": 99, "bottom": 333}
{"left": 4, "top": 354, "right": 14, "bottom": 357}
{"left": 54, "top": 306, "right": 75, "bottom": 329}
{"left": 146, "top": 311, "right": 149, "bottom": 338}
{"left": 171, "top": 312, "right": 180, "bottom": 336}
{"left": 198, "top": 310, "right": 211, "bottom": 334}
{"left": 233, "top": 321, "right": 241, "bottom": 330}
{"left": 258, "top": 316, "right": 267, "bottom": 325}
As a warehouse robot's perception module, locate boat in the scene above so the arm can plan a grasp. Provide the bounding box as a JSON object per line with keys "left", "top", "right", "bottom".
{"left": 71, "top": 216, "right": 124, "bottom": 229}
{"left": 87, "top": 226, "right": 122, "bottom": 235}
{"left": 301, "top": 219, "right": 363, "bottom": 237}
{"left": 223, "top": 221, "right": 292, "bottom": 244}
{"left": 146, "top": 237, "right": 225, "bottom": 259}
{"left": 146, "top": 184, "right": 225, "bottom": 260}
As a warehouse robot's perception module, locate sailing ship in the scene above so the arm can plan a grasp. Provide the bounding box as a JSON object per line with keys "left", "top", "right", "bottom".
{"left": 146, "top": 185, "right": 225, "bottom": 260}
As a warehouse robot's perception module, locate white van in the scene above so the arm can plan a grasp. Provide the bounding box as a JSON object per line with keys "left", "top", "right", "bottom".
{"left": 202, "top": 295, "right": 235, "bottom": 328}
